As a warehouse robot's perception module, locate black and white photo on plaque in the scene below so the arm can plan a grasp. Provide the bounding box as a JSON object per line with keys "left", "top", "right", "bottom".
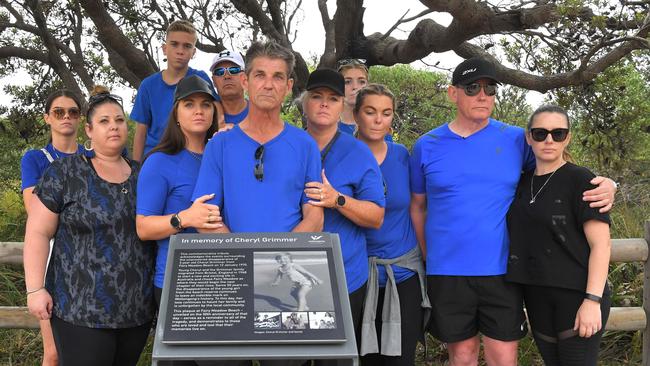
{"left": 309, "top": 311, "right": 336, "bottom": 329}
{"left": 253, "top": 251, "right": 334, "bottom": 313}
{"left": 281, "top": 312, "right": 308, "bottom": 329}
{"left": 253, "top": 312, "right": 281, "bottom": 329}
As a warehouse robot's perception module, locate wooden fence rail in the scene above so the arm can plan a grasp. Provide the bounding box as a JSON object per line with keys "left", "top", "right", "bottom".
{"left": 1, "top": 223, "right": 650, "bottom": 364}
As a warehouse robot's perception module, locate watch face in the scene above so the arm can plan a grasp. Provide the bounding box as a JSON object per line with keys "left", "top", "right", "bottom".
{"left": 336, "top": 195, "right": 346, "bottom": 207}
{"left": 170, "top": 215, "right": 181, "bottom": 229}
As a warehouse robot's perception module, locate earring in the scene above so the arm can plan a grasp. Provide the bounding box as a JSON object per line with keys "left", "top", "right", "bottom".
{"left": 84, "top": 139, "right": 93, "bottom": 151}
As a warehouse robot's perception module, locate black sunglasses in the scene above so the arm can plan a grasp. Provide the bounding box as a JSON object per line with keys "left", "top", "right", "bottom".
{"left": 88, "top": 92, "right": 123, "bottom": 107}
{"left": 50, "top": 107, "right": 81, "bottom": 120}
{"left": 529, "top": 128, "right": 570, "bottom": 142}
{"left": 213, "top": 66, "right": 243, "bottom": 77}
{"left": 458, "top": 83, "right": 498, "bottom": 97}
{"left": 254, "top": 145, "right": 264, "bottom": 182}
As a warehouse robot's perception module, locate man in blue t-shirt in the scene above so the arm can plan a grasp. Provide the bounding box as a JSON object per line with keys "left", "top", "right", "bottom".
{"left": 209, "top": 49, "right": 249, "bottom": 128}
{"left": 193, "top": 40, "right": 323, "bottom": 235}
{"left": 131, "top": 20, "right": 216, "bottom": 161}
{"left": 410, "top": 58, "right": 617, "bottom": 366}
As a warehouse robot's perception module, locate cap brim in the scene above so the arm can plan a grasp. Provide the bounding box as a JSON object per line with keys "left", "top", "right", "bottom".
{"left": 175, "top": 90, "right": 217, "bottom": 102}
{"left": 306, "top": 83, "right": 344, "bottom": 96}
{"left": 458, "top": 74, "right": 501, "bottom": 85}
{"left": 210, "top": 57, "right": 245, "bottom": 71}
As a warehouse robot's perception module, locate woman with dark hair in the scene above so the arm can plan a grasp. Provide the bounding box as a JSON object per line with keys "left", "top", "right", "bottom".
{"left": 23, "top": 86, "right": 155, "bottom": 366}
{"left": 506, "top": 105, "right": 611, "bottom": 365}
{"left": 301, "top": 69, "right": 386, "bottom": 359}
{"left": 354, "top": 84, "right": 429, "bottom": 366}
{"left": 136, "top": 74, "right": 223, "bottom": 306}
{"left": 20, "top": 89, "right": 84, "bottom": 366}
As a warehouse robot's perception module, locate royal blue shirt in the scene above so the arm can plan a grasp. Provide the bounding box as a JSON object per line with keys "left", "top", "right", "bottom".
{"left": 410, "top": 119, "right": 535, "bottom": 276}
{"left": 192, "top": 123, "right": 321, "bottom": 232}
{"left": 137, "top": 150, "right": 202, "bottom": 288}
{"left": 131, "top": 68, "right": 216, "bottom": 155}
{"left": 365, "top": 142, "right": 418, "bottom": 287}
{"left": 21, "top": 143, "right": 85, "bottom": 191}
{"left": 224, "top": 100, "right": 249, "bottom": 124}
{"left": 338, "top": 121, "right": 393, "bottom": 142}
{"left": 322, "top": 132, "right": 385, "bottom": 293}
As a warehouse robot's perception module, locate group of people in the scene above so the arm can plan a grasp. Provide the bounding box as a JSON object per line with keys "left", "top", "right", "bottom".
{"left": 21, "top": 18, "right": 616, "bottom": 366}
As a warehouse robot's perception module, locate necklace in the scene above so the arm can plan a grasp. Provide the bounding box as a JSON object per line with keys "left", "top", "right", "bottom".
{"left": 529, "top": 168, "right": 559, "bottom": 204}
{"left": 187, "top": 149, "right": 202, "bottom": 162}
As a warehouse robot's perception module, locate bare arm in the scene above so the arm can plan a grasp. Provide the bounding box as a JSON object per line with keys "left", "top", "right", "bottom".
{"left": 270, "top": 269, "right": 283, "bottom": 286}
{"left": 292, "top": 204, "right": 324, "bottom": 232}
{"left": 22, "top": 187, "right": 34, "bottom": 216}
{"left": 574, "top": 219, "right": 611, "bottom": 338}
{"left": 410, "top": 193, "right": 427, "bottom": 256}
{"left": 132, "top": 123, "right": 147, "bottom": 162}
{"left": 136, "top": 194, "right": 222, "bottom": 240}
{"left": 583, "top": 176, "right": 617, "bottom": 213}
{"left": 24, "top": 195, "right": 58, "bottom": 320}
{"left": 305, "top": 171, "right": 384, "bottom": 229}
{"left": 294, "top": 264, "right": 323, "bottom": 284}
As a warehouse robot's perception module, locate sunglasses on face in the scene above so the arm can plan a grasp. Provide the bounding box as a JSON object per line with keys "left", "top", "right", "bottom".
{"left": 254, "top": 145, "right": 264, "bottom": 182}
{"left": 213, "top": 66, "right": 243, "bottom": 77}
{"left": 458, "top": 83, "right": 498, "bottom": 97}
{"left": 50, "top": 107, "right": 81, "bottom": 119}
{"left": 529, "top": 128, "right": 570, "bottom": 142}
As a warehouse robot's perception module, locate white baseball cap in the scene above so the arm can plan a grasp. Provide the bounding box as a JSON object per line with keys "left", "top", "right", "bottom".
{"left": 209, "top": 50, "right": 245, "bottom": 72}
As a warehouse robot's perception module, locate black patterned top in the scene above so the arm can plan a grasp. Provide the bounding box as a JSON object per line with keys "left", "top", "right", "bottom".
{"left": 34, "top": 155, "right": 155, "bottom": 328}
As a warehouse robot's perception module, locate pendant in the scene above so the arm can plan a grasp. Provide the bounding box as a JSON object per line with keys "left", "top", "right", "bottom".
{"left": 529, "top": 198, "right": 535, "bottom": 204}
{"left": 121, "top": 187, "right": 128, "bottom": 194}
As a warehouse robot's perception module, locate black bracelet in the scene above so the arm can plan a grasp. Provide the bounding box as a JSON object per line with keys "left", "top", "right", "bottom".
{"left": 584, "top": 293, "right": 602, "bottom": 303}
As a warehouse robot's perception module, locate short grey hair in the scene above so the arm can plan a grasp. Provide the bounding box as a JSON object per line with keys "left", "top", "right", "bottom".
{"left": 245, "top": 40, "right": 295, "bottom": 77}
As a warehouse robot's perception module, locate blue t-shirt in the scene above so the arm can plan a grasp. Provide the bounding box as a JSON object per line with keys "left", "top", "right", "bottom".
{"left": 130, "top": 68, "right": 216, "bottom": 155}
{"left": 322, "top": 132, "right": 385, "bottom": 293}
{"left": 192, "top": 123, "right": 321, "bottom": 232}
{"left": 337, "top": 121, "right": 393, "bottom": 142}
{"left": 20, "top": 143, "right": 85, "bottom": 191}
{"left": 365, "top": 142, "right": 418, "bottom": 287}
{"left": 224, "top": 100, "right": 249, "bottom": 124}
{"left": 136, "top": 150, "right": 202, "bottom": 288}
{"left": 410, "top": 119, "right": 535, "bottom": 276}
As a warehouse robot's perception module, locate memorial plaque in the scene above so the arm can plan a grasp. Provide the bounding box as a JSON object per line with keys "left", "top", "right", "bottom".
{"left": 160, "top": 233, "right": 347, "bottom": 344}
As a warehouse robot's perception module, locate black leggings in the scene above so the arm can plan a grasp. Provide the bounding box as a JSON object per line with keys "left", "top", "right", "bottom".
{"left": 360, "top": 275, "right": 424, "bottom": 366}
{"left": 523, "top": 285, "right": 611, "bottom": 366}
{"left": 50, "top": 315, "right": 151, "bottom": 366}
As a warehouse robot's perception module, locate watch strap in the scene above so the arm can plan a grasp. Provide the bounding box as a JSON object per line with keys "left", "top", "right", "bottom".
{"left": 584, "top": 293, "right": 602, "bottom": 304}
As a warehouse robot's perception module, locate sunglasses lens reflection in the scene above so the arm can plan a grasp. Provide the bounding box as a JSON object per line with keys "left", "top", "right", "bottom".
{"left": 530, "top": 128, "right": 569, "bottom": 142}
{"left": 462, "top": 83, "right": 497, "bottom": 97}
{"left": 52, "top": 108, "right": 81, "bottom": 119}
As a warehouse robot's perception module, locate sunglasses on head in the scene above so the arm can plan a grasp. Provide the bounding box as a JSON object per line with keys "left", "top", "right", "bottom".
{"left": 529, "top": 128, "right": 570, "bottom": 142}
{"left": 88, "top": 93, "right": 123, "bottom": 107}
{"left": 50, "top": 107, "right": 81, "bottom": 120}
{"left": 457, "top": 83, "right": 498, "bottom": 97}
{"left": 336, "top": 58, "right": 367, "bottom": 71}
{"left": 213, "top": 66, "right": 243, "bottom": 77}
{"left": 254, "top": 145, "right": 264, "bottom": 182}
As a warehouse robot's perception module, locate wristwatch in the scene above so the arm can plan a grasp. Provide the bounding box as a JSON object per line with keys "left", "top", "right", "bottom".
{"left": 336, "top": 193, "right": 346, "bottom": 208}
{"left": 170, "top": 213, "right": 183, "bottom": 231}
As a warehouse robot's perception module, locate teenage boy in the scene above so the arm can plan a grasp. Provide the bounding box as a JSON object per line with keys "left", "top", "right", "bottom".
{"left": 131, "top": 20, "right": 216, "bottom": 161}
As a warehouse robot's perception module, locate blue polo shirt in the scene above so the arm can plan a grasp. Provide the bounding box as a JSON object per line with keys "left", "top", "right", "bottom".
{"left": 131, "top": 68, "right": 216, "bottom": 155}
{"left": 365, "top": 142, "right": 418, "bottom": 287}
{"left": 322, "top": 132, "right": 385, "bottom": 293}
{"left": 21, "top": 143, "right": 85, "bottom": 191}
{"left": 410, "top": 119, "right": 535, "bottom": 276}
{"left": 192, "top": 123, "right": 321, "bottom": 232}
{"left": 136, "top": 150, "right": 202, "bottom": 288}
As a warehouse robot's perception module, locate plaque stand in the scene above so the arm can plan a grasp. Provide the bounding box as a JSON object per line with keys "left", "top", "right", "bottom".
{"left": 152, "top": 233, "right": 359, "bottom": 365}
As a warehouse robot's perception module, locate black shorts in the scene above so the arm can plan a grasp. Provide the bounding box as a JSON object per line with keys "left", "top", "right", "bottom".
{"left": 427, "top": 275, "right": 527, "bottom": 343}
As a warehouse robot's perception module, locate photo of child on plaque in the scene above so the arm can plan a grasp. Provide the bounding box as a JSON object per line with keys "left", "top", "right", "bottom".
{"left": 253, "top": 251, "right": 334, "bottom": 316}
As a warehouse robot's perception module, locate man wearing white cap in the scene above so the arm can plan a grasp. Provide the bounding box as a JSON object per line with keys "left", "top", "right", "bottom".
{"left": 210, "top": 50, "right": 249, "bottom": 130}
